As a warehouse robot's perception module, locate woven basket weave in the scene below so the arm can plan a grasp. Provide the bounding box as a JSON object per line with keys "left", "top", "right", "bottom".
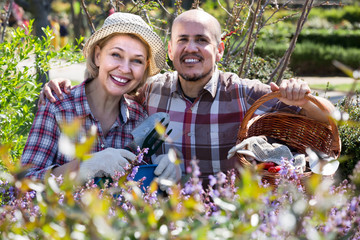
{"left": 236, "top": 91, "right": 341, "bottom": 186}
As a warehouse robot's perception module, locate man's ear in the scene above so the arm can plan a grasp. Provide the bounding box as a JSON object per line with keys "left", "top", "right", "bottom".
{"left": 216, "top": 41, "right": 225, "bottom": 62}
{"left": 168, "top": 40, "right": 174, "bottom": 61}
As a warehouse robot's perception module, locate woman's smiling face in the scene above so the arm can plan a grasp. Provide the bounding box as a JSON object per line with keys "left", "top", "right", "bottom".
{"left": 94, "top": 34, "right": 149, "bottom": 97}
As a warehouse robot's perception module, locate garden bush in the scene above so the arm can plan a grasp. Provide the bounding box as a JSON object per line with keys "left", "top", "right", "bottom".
{"left": 268, "top": 5, "right": 360, "bottom": 26}
{"left": 255, "top": 40, "right": 360, "bottom": 75}
{"left": 297, "top": 29, "right": 360, "bottom": 48}
{"left": 309, "top": 5, "right": 360, "bottom": 25}
{"left": 0, "top": 21, "right": 83, "bottom": 163}
{"left": 337, "top": 94, "right": 360, "bottom": 181}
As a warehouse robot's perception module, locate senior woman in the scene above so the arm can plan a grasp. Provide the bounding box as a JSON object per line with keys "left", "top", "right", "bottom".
{"left": 21, "top": 12, "right": 167, "bottom": 183}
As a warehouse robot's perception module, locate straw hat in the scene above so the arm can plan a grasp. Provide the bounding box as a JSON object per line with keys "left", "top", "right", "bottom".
{"left": 83, "top": 12, "right": 166, "bottom": 76}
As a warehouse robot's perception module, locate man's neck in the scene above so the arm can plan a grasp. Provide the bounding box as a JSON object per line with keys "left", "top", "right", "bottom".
{"left": 178, "top": 76, "right": 211, "bottom": 98}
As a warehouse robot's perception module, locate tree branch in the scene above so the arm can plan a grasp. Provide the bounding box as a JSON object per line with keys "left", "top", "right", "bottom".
{"left": 267, "top": 0, "right": 314, "bottom": 84}
{"left": 237, "top": 1, "right": 261, "bottom": 77}
{"left": 80, "top": 0, "right": 96, "bottom": 34}
{"left": 1, "top": 0, "right": 14, "bottom": 43}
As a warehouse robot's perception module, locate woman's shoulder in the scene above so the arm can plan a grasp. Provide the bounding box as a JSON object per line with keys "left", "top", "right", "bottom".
{"left": 43, "top": 83, "right": 83, "bottom": 113}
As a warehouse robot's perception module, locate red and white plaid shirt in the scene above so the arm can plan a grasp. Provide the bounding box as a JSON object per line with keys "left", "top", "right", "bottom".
{"left": 21, "top": 79, "right": 147, "bottom": 179}
{"left": 138, "top": 69, "right": 300, "bottom": 182}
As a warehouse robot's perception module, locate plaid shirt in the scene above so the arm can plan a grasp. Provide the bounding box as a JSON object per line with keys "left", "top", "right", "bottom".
{"left": 138, "top": 69, "right": 299, "bottom": 182}
{"left": 21, "top": 79, "right": 147, "bottom": 180}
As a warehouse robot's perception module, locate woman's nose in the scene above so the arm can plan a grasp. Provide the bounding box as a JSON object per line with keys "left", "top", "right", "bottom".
{"left": 118, "top": 60, "right": 131, "bottom": 73}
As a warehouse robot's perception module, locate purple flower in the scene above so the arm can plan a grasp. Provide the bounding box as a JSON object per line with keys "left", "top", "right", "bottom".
{"left": 127, "top": 166, "right": 139, "bottom": 181}
{"left": 209, "top": 175, "right": 217, "bottom": 187}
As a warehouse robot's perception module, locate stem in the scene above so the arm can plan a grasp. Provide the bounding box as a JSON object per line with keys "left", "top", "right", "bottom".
{"left": 80, "top": 0, "right": 96, "bottom": 34}
{"left": 268, "top": 0, "right": 314, "bottom": 84}
{"left": 238, "top": 1, "right": 261, "bottom": 77}
{"left": 1, "top": 0, "right": 14, "bottom": 43}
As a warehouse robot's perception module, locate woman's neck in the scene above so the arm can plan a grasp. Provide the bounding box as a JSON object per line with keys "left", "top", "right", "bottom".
{"left": 85, "top": 79, "right": 122, "bottom": 135}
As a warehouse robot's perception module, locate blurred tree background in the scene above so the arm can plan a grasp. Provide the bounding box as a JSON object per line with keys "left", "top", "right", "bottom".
{"left": 2, "top": 0, "right": 359, "bottom": 77}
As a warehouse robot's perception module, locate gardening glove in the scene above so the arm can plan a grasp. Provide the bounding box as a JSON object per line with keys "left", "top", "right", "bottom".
{"left": 153, "top": 153, "right": 182, "bottom": 191}
{"left": 77, "top": 148, "right": 136, "bottom": 183}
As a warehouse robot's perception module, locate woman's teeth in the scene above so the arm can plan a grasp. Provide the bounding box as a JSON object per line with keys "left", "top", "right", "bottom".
{"left": 112, "top": 75, "right": 128, "bottom": 83}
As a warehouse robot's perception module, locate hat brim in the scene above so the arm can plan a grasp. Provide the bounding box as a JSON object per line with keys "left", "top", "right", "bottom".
{"left": 83, "top": 22, "right": 166, "bottom": 76}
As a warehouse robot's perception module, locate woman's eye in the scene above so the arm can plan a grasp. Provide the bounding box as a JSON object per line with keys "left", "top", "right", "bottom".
{"left": 112, "top": 53, "right": 121, "bottom": 58}
{"left": 133, "top": 59, "right": 144, "bottom": 64}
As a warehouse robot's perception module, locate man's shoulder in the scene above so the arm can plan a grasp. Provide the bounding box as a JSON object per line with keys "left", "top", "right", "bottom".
{"left": 147, "top": 71, "right": 177, "bottom": 86}
{"left": 218, "top": 71, "right": 265, "bottom": 89}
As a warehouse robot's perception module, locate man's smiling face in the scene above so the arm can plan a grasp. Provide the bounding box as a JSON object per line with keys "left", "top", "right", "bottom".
{"left": 168, "top": 19, "right": 222, "bottom": 83}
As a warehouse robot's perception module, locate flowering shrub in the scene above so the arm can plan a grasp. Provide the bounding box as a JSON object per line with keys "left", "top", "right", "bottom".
{"left": 0, "top": 20, "right": 83, "bottom": 162}
{"left": 337, "top": 95, "right": 360, "bottom": 180}
{"left": 1, "top": 142, "right": 360, "bottom": 239}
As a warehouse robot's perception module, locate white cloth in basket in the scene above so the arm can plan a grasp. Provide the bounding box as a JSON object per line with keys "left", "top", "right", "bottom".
{"left": 227, "top": 136, "right": 306, "bottom": 172}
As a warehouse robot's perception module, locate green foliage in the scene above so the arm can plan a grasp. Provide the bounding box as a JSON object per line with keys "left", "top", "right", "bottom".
{"left": 337, "top": 95, "right": 360, "bottom": 180}
{"left": 255, "top": 40, "right": 360, "bottom": 75}
{"left": 309, "top": 5, "right": 360, "bottom": 25}
{"left": 219, "top": 55, "right": 293, "bottom": 83}
{"left": 257, "top": 4, "right": 360, "bottom": 76}
{"left": 298, "top": 29, "right": 360, "bottom": 48}
{"left": 0, "top": 21, "right": 84, "bottom": 162}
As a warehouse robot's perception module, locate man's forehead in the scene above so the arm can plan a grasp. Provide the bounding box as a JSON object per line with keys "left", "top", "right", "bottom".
{"left": 172, "top": 20, "right": 213, "bottom": 38}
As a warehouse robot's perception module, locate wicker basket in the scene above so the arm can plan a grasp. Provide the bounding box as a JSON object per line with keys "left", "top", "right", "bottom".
{"left": 236, "top": 91, "right": 341, "bottom": 186}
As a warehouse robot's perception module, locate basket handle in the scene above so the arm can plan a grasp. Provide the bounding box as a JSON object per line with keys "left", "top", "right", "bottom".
{"left": 238, "top": 91, "right": 340, "bottom": 146}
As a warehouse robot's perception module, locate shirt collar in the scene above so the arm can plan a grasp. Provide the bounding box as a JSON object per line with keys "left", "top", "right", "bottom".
{"left": 171, "top": 67, "right": 219, "bottom": 99}
{"left": 74, "top": 79, "right": 129, "bottom": 124}
{"left": 203, "top": 67, "right": 219, "bottom": 98}
{"left": 120, "top": 97, "right": 130, "bottom": 124}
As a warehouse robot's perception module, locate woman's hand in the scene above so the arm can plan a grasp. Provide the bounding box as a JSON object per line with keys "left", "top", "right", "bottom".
{"left": 38, "top": 78, "right": 73, "bottom": 106}
{"left": 77, "top": 148, "right": 136, "bottom": 183}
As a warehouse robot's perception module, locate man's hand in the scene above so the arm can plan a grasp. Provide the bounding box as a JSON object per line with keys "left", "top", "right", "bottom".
{"left": 270, "top": 78, "right": 311, "bottom": 107}
{"left": 77, "top": 148, "right": 136, "bottom": 183}
{"left": 153, "top": 153, "right": 182, "bottom": 191}
{"left": 270, "top": 78, "right": 335, "bottom": 123}
{"left": 38, "top": 78, "right": 73, "bottom": 106}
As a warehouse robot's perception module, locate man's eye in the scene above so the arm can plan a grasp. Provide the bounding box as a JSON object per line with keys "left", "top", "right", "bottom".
{"left": 198, "top": 38, "right": 208, "bottom": 43}
{"left": 112, "top": 53, "right": 121, "bottom": 58}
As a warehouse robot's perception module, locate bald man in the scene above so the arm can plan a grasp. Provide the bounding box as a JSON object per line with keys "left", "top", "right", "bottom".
{"left": 40, "top": 9, "right": 335, "bottom": 185}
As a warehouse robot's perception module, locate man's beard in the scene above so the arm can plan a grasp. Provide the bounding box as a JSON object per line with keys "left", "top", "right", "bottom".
{"left": 178, "top": 68, "right": 213, "bottom": 82}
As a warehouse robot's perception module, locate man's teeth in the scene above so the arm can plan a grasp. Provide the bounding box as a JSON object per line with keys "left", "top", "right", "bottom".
{"left": 112, "top": 75, "right": 128, "bottom": 83}
{"left": 184, "top": 59, "right": 199, "bottom": 63}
